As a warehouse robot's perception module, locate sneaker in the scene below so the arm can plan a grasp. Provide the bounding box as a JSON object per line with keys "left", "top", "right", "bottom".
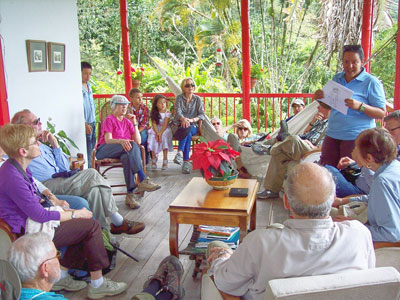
{"left": 173, "top": 152, "right": 183, "bottom": 165}
{"left": 87, "top": 278, "right": 128, "bottom": 299}
{"left": 151, "top": 158, "right": 157, "bottom": 170}
{"left": 110, "top": 219, "right": 145, "bottom": 235}
{"left": 137, "top": 177, "right": 161, "bottom": 192}
{"left": 182, "top": 161, "right": 191, "bottom": 174}
{"left": 276, "top": 120, "right": 289, "bottom": 142}
{"left": 125, "top": 193, "right": 140, "bottom": 209}
{"left": 257, "top": 189, "right": 279, "bottom": 199}
{"left": 52, "top": 274, "right": 87, "bottom": 292}
{"left": 161, "top": 160, "right": 168, "bottom": 170}
{"left": 163, "top": 256, "right": 185, "bottom": 299}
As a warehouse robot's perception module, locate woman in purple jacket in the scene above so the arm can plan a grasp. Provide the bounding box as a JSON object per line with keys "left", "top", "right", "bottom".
{"left": 0, "top": 124, "right": 127, "bottom": 299}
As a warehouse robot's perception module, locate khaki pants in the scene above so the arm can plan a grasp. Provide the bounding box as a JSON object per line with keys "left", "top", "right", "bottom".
{"left": 263, "top": 136, "right": 313, "bottom": 192}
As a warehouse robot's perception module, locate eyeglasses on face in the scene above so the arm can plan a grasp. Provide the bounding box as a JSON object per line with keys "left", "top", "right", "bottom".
{"left": 184, "top": 83, "right": 195, "bottom": 88}
{"left": 32, "top": 118, "right": 41, "bottom": 125}
{"left": 27, "top": 138, "right": 40, "bottom": 147}
{"left": 40, "top": 250, "right": 62, "bottom": 266}
{"left": 212, "top": 122, "right": 221, "bottom": 126}
{"left": 238, "top": 127, "right": 249, "bottom": 131}
{"left": 387, "top": 126, "right": 400, "bottom": 132}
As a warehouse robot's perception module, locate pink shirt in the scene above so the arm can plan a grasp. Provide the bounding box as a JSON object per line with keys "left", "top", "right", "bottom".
{"left": 97, "top": 114, "right": 135, "bottom": 146}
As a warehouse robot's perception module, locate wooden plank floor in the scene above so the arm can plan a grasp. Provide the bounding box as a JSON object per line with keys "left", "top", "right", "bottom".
{"left": 62, "top": 152, "right": 289, "bottom": 300}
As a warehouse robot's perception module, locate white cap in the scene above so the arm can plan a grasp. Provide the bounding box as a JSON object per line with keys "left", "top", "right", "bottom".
{"left": 292, "top": 99, "right": 305, "bottom": 106}
{"left": 110, "top": 95, "right": 130, "bottom": 105}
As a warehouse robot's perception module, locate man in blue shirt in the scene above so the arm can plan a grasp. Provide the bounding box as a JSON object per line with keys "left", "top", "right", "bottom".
{"left": 82, "top": 62, "right": 96, "bottom": 168}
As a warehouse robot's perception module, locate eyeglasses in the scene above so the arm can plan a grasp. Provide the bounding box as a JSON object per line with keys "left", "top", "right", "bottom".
{"left": 386, "top": 126, "right": 400, "bottom": 132}
{"left": 238, "top": 127, "right": 249, "bottom": 131}
{"left": 32, "top": 118, "right": 41, "bottom": 125}
{"left": 40, "top": 250, "right": 61, "bottom": 267}
{"left": 212, "top": 122, "right": 221, "bottom": 126}
{"left": 184, "top": 83, "right": 195, "bottom": 88}
{"left": 27, "top": 138, "right": 39, "bottom": 147}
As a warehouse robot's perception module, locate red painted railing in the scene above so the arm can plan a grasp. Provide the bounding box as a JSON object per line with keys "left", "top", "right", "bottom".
{"left": 94, "top": 93, "right": 314, "bottom": 133}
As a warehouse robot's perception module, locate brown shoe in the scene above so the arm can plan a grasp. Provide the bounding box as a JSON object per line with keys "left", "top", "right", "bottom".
{"left": 125, "top": 193, "right": 140, "bottom": 209}
{"left": 110, "top": 219, "right": 145, "bottom": 235}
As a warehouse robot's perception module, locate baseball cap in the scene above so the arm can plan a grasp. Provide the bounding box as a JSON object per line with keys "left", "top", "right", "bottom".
{"left": 110, "top": 95, "right": 130, "bottom": 106}
{"left": 291, "top": 99, "right": 305, "bottom": 106}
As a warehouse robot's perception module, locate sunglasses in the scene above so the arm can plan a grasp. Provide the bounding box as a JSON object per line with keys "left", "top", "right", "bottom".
{"left": 184, "top": 83, "right": 195, "bottom": 88}
{"left": 212, "top": 122, "right": 221, "bottom": 126}
{"left": 32, "top": 118, "right": 41, "bottom": 125}
{"left": 40, "top": 250, "right": 62, "bottom": 266}
{"left": 386, "top": 126, "right": 400, "bottom": 132}
{"left": 238, "top": 127, "right": 249, "bottom": 131}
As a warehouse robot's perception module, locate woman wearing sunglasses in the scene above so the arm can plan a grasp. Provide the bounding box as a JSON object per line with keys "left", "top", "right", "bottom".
{"left": 172, "top": 77, "right": 205, "bottom": 174}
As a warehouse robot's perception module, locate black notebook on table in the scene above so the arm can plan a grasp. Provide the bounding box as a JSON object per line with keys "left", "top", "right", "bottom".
{"left": 229, "top": 188, "right": 249, "bottom": 197}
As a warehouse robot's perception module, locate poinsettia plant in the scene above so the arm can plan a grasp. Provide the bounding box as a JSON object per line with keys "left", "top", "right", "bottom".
{"left": 190, "top": 137, "right": 240, "bottom": 180}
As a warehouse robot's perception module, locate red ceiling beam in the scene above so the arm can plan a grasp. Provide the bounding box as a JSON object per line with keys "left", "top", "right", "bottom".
{"left": 241, "top": 0, "right": 251, "bottom": 122}
{"left": 0, "top": 38, "right": 10, "bottom": 126}
{"left": 120, "top": 0, "right": 132, "bottom": 96}
{"left": 361, "top": 0, "right": 373, "bottom": 73}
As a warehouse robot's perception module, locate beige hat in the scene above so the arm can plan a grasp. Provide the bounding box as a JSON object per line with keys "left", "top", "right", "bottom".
{"left": 291, "top": 99, "right": 305, "bottom": 107}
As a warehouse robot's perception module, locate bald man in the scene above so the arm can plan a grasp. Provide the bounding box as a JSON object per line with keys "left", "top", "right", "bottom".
{"left": 206, "top": 162, "right": 375, "bottom": 300}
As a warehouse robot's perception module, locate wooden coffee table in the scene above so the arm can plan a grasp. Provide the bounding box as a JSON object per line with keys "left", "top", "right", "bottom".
{"left": 168, "top": 177, "right": 259, "bottom": 257}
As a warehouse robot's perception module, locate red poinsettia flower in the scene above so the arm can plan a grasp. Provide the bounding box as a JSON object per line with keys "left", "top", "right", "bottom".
{"left": 131, "top": 67, "right": 136, "bottom": 72}
{"left": 140, "top": 67, "right": 145, "bottom": 71}
{"left": 190, "top": 138, "right": 240, "bottom": 180}
{"left": 116, "top": 70, "right": 123, "bottom": 75}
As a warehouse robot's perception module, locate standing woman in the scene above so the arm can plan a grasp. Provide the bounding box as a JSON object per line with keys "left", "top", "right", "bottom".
{"left": 172, "top": 78, "right": 205, "bottom": 174}
{"left": 315, "top": 45, "right": 386, "bottom": 167}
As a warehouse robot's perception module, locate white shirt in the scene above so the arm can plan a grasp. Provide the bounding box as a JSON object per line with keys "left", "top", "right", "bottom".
{"left": 210, "top": 218, "right": 375, "bottom": 300}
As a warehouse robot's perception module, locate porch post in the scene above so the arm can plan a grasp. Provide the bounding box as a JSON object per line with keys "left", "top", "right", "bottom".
{"left": 361, "top": 0, "right": 373, "bottom": 73}
{"left": 0, "top": 38, "right": 10, "bottom": 125}
{"left": 241, "top": 0, "right": 251, "bottom": 122}
{"left": 394, "top": 1, "right": 400, "bottom": 110}
{"left": 120, "top": 0, "right": 132, "bottom": 96}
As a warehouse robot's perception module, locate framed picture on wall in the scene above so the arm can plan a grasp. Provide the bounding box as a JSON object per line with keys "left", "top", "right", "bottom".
{"left": 26, "top": 40, "right": 47, "bottom": 72}
{"left": 47, "top": 42, "right": 65, "bottom": 72}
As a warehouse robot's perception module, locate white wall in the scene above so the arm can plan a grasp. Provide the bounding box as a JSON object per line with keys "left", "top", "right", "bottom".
{"left": 0, "top": 0, "right": 86, "bottom": 157}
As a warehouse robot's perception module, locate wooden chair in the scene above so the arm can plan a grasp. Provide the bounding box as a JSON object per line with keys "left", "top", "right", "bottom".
{"left": 92, "top": 102, "right": 146, "bottom": 196}
{"left": 69, "top": 153, "right": 85, "bottom": 170}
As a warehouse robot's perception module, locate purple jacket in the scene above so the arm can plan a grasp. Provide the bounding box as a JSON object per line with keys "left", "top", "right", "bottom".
{"left": 0, "top": 160, "right": 60, "bottom": 234}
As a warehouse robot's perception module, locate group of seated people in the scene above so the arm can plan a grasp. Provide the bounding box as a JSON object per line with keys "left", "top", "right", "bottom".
{"left": 2, "top": 44, "right": 400, "bottom": 299}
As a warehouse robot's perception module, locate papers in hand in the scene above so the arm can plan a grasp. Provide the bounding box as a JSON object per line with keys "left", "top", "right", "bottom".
{"left": 320, "top": 80, "right": 353, "bottom": 115}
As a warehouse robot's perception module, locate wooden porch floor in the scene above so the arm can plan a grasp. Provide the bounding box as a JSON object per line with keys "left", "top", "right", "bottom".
{"left": 62, "top": 152, "right": 289, "bottom": 300}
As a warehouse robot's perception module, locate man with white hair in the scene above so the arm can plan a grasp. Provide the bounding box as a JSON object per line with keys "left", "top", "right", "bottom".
{"left": 11, "top": 108, "right": 146, "bottom": 235}
{"left": 206, "top": 162, "right": 375, "bottom": 300}
{"left": 9, "top": 233, "right": 67, "bottom": 299}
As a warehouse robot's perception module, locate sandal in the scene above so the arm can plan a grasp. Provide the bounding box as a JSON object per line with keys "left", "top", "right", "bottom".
{"left": 161, "top": 160, "right": 168, "bottom": 170}
{"left": 151, "top": 158, "right": 157, "bottom": 170}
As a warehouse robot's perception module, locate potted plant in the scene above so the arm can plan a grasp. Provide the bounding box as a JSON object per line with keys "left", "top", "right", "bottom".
{"left": 190, "top": 138, "right": 240, "bottom": 190}
{"left": 250, "top": 64, "right": 263, "bottom": 89}
{"left": 131, "top": 66, "right": 145, "bottom": 88}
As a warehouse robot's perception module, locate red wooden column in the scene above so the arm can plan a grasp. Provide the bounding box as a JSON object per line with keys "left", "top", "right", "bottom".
{"left": 361, "top": 0, "right": 373, "bottom": 73}
{"left": 120, "top": 0, "right": 132, "bottom": 96}
{"left": 394, "top": 1, "right": 400, "bottom": 110}
{"left": 0, "top": 39, "right": 10, "bottom": 125}
{"left": 241, "top": 0, "right": 251, "bottom": 122}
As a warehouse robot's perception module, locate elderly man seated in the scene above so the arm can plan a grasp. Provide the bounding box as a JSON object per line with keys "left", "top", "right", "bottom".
{"left": 206, "top": 162, "right": 375, "bottom": 300}
{"left": 257, "top": 101, "right": 331, "bottom": 199}
{"left": 11, "top": 109, "right": 145, "bottom": 235}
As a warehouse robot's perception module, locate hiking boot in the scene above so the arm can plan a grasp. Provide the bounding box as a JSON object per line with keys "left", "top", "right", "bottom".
{"left": 87, "top": 278, "right": 127, "bottom": 299}
{"left": 276, "top": 120, "right": 289, "bottom": 142}
{"left": 52, "top": 274, "right": 87, "bottom": 292}
{"left": 110, "top": 219, "right": 145, "bottom": 235}
{"left": 173, "top": 152, "right": 183, "bottom": 165}
{"left": 162, "top": 256, "right": 185, "bottom": 299}
{"left": 182, "top": 161, "right": 191, "bottom": 174}
{"left": 137, "top": 177, "right": 161, "bottom": 192}
{"left": 257, "top": 189, "right": 279, "bottom": 199}
{"left": 125, "top": 193, "right": 140, "bottom": 209}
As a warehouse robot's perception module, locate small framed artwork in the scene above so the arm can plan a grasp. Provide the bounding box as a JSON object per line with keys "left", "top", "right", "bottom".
{"left": 47, "top": 42, "right": 65, "bottom": 72}
{"left": 26, "top": 40, "right": 47, "bottom": 72}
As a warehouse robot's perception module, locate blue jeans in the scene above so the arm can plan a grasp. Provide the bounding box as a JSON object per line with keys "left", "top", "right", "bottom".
{"left": 96, "top": 143, "right": 143, "bottom": 193}
{"left": 178, "top": 125, "right": 198, "bottom": 161}
{"left": 324, "top": 165, "right": 364, "bottom": 197}
{"left": 140, "top": 129, "right": 149, "bottom": 164}
{"left": 57, "top": 194, "right": 90, "bottom": 210}
{"left": 86, "top": 122, "right": 96, "bottom": 168}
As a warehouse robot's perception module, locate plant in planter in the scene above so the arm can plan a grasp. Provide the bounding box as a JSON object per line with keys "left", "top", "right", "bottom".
{"left": 190, "top": 138, "right": 240, "bottom": 190}
{"left": 250, "top": 64, "right": 263, "bottom": 80}
{"left": 131, "top": 66, "right": 145, "bottom": 88}
{"left": 46, "top": 119, "right": 79, "bottom": 156}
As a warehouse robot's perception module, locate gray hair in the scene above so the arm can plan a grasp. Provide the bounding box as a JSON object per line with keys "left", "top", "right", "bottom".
{"left": 11, "top": 109, "right": 32, "bottom": 124}
{"left": 384, "top": 110, "right": 400, "bottom": 123}
{"left": 8, "top": 232, "right": 54, "bottom": 282}
{"left": 284, "top": 163, "right": 335, "bottom": 218}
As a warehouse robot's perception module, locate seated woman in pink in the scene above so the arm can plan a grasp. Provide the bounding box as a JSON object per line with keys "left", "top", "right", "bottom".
{"left": 95, "top": 95, "right": 160, "bottom": 209}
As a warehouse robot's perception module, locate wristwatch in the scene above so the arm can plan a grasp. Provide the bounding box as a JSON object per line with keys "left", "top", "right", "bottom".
{"left": 71, "top": 211, "right": 77, "bottom": 219}
{"left": 358, "top": 103, "right": 366, "bottom": 113}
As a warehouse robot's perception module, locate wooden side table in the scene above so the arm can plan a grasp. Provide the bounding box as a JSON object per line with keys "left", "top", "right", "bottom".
{"left": 168, "top": 177, "right": 259, "bottom": 258}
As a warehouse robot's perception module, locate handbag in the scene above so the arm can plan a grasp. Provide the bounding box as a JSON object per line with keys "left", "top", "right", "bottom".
{"left": 340, "top": 162, "right": 361, "bottom": 184}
